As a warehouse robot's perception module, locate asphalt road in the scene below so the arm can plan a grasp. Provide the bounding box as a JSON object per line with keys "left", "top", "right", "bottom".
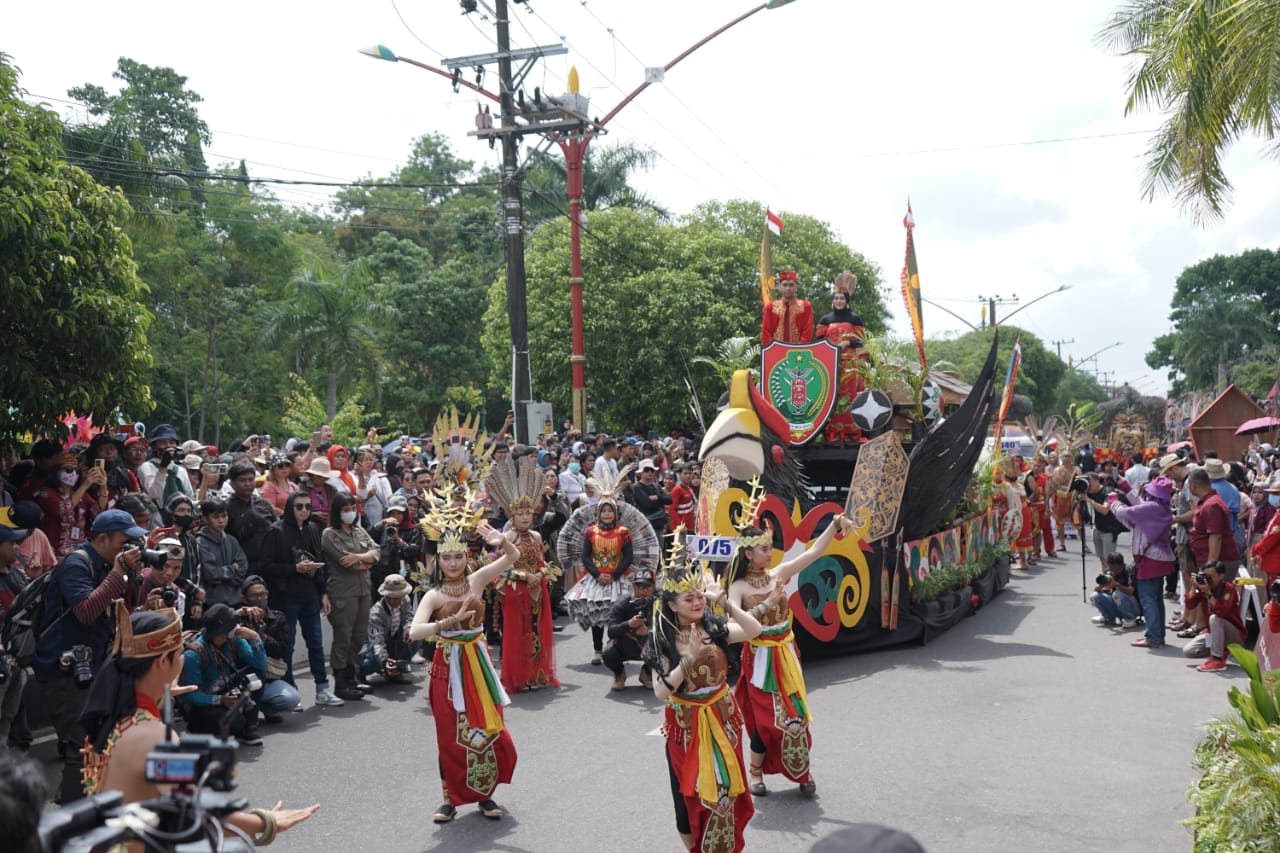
{"left": 34, "top": 540, "right": 1242, "bottom": 852}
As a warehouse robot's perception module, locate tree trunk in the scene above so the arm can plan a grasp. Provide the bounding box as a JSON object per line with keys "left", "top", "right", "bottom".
{"left": 198, "top": 316, "right": 215, "bottom": 440}
{"left": 327, "top": 372, "right": 337, "bottom": 420}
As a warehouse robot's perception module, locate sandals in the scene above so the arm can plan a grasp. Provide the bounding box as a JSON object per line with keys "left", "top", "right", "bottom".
{"left": 749, "top": 768, "right": 767, "bottom": 797}
{"left": 1131, "top": 639, "right": 1164, "bottom": 648}
{"left": 1177, "top": 627, "right": 1201, "bottom": 639}
{"left": 1167, "top": 621, "right": 1190, "bottom": 632}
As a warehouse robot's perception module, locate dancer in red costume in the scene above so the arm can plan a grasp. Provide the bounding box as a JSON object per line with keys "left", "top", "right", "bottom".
{"left": 646, "top": 564, "right": 764, "bottom": 853}
{"left": 727, "top": 511, "right": 852, "bottom": 798}
{"left": 410, "top": 493, "right": 521, "bottom": 823}
{"left": 564, "top": 465, "right": 638, "bottom": 664}
{"left": 815, "top": 271, "right": 871, "bottom": 442}
{"left": 487, "top": 456, "right": 560, "bottom": 694}
{"left": 761, "top": 269, "right": 813, "bottom": 346}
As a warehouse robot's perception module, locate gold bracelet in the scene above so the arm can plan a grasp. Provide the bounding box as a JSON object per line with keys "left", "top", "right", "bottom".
{"left": 249, "top": 807, "right": 278, "bottom": 846}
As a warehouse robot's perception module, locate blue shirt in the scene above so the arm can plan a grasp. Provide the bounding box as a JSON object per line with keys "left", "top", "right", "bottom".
{"left": 34, "top": 544, "right": 130, "bottom": 675}
{"left": 178, "top": 634, "right": 267, "bottom": 708}
{"left": 1211, "top": 479, "right": 1241, "bottom": 534}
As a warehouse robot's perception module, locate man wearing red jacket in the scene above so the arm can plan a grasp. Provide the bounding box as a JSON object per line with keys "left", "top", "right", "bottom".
{"left": 1250, "top": 478, "right": 1280, "bottom": 583}
{"left": 1181, "top": 561, "right": 1245, "bottom": 672}
{"left": 761, "top": 270, "right": 814, "bottom": 345}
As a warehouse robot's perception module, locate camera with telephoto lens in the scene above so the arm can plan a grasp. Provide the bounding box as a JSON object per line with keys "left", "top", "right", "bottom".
{"left": 160, "top": 587, "right": 178, "bottom": 607}
{"left": 1096, "top": 572, "right": 1112, "bottom": 587}
{"left": 59, "top": 645, "right": 94, "bottom": 687}
{"left": 1195, "top": 571, "right": 1210, "bottom": 586}
{"left": 1071, "top": 477, "right": 1090, "bottom": 495}
{"left": 126, "top": 543, "right": 171, "bottom": 571}
{"left": 224, "top": 666, "right": 262, "bottom": 711}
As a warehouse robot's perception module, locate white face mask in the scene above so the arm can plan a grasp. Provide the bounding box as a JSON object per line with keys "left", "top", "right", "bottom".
{"left": 340, "top": 510, "right": 358, "bottom": 525}
{"left": 59, "top": 470, "right": 79, "bottom": 487}
{"left": 1269, "top": 495, "right": 1280, "bottom": 508}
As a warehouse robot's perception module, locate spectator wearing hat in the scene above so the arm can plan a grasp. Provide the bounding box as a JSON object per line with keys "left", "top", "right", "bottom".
{"left": 195, "top": 498, "right": 248, "bottom": 608}
{"left": 3, "top": 501, "right": 56, "bottom": 580}
{"left": 119, "top": 436, "right": 150, "bottom": 494}
{"left": 139, "top": 424, "right": 193, "bottom": 505}
{"left": 603, "top": 567, "right": 655, "bottom": 690}
{"left": 360, "top": 574, "right": 414, "bottom": 684}
{"left": 1094, "top": 475, "right": 1177, "bottom": 648}
{"left": 32, "top": 452, "right": 107, "bottom": 559}
{"left": 235, "top": 575, "right": 298, "bottom": 722}
{"left": 0, "top": 525, "right": 31, "bottom": 745}
{"left": 1251, "top": 476, "right": 1280, "bottom": 584}
{"left": 302, "top": 457, "right": 336, "bottom": 530}
{"left": 259, "top": 491, "right": 340, "bottom": 707}
{"left": 136, "top": 537, "right": 203, "bottom": 622}
{"left": 371, "top": 495, "right": 423, "bottom": 597}
{"left": 177, "top": 602, "right": 266, "bottom": 744}
{"left": 260, "top": 453, "right": 296, "bottom": 517}
{"left": 1203, "top": 457, "right": 1244, "bottom": 552}
{"left": 33, "top": 508, "right": 146, "bottom": 802}
{"left": 84, "top": 433, "right": 135, "bottom": 500}
{"left": 629, "top": 459, "right": 672, "bottom": 537}
{"left": 1161, "top": 453, "right": 1195, "bottom": 602}
{"left": 762, "top": 269, "right": 814, "bottom": 345}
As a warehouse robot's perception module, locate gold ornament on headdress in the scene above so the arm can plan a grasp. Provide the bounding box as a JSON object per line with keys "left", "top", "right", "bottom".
{"left": 486, "top": 455, "right": 543, "bottom": 517}
{"left": 734, "top": 478, "right": 772, "bottom": 549}
{"left": 586, "top": 462, "right": 635, "bottom": 508}
{"left": 110, "top": 599, "right": 183, "bottom": 659}
{"left": 659, "top": 525, "right": 707, "bottom": 594}
{"left": 420, "top": 483, "right": 486, "bottom": 555}
{"left": 431, "top": 408, "right": 496, "bottom": 488}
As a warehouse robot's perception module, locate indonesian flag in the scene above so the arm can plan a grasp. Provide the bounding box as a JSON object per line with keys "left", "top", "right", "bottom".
{"left": 760, "top": 209, "right": 785, "bottom": 305}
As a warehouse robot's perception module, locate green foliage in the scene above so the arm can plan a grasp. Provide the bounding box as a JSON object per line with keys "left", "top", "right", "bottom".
{"left": 1048, "top": 368, "right": 1108, "bottom": 415}
{"left": 1100, "top": 1, "right": 1280, "bottom": 223}
{"left": 926, "top": 326, "right": 1067, "bottom": 416}
{"left": 691, "top": 336, "right": 761, "bottom": 388}
{"left": 1146, "top": 248, "right": 1280, "bottom": 395}
{"left": 1184, "top": 644, "right": 1280, "bottom": 849}
{"left": 912, "top": 543, "right": 1010, "bottom": 602}
{"left": 524, "top": 142, "right": 669, "bottom": 223}
{"left": 853, "top": 332, "right": 930, "bottom": 415}
{"left": 0, "top": 53, "right": 154, "bottom": 449}
{"left": 482, "top": 203, "right": 889, "bottom": 432}
{"left": 280, "top": 374, "right": 370, "bottom": 448}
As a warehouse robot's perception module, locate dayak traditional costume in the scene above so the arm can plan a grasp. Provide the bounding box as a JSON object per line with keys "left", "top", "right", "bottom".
{"left": 760, "top": 269, "right": 814, "bottom": 346}
{"left": 815, "top": 271, "right": 870, "bottom": 443}
{"left": 488, "top": 457, "right": 560, "bottom": 694}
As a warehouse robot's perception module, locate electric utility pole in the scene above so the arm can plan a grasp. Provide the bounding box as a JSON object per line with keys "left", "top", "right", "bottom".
{"left": 1051, "top": 338, "right": 1075, "bottom": 359}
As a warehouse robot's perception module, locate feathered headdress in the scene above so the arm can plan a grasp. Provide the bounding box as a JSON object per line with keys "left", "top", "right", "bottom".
{"left": 658, "top": 526, "right": 703, "bottom": 595}
{"left": 587, "top": 462, "right": 635, "bottom": 509}
{"left": 486, "top": 456, "right": 543, "bottom": 517}
{"left": 420, "top": 483, "right": 486, "bottom": 554}
{"left": 431, "top": 408, "right": 495, "bottom": 488}
{"left": 833, "top": 270, "right": 858, "bottom": 297}
{"left": 110, "top": 599, "right": 183, "bottom": 659}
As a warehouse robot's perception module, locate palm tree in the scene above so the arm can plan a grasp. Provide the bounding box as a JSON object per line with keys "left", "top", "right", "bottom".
{"left": 260, "top": 260, "right": 395, "bottom": 418}
{"left": 1100, "top": 0, "right": 1280, "bottom": 223}
{"left": 524, "top": 142, "right": 669, "bottom": 224}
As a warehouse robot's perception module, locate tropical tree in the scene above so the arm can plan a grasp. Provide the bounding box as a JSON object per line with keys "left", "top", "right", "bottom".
{"left": 1100, "top": 0, "right": 1280, "bottom": 222}
{"left": 926, "top": 326, "right": 1066, "bottom": 416}
{"left": 0, "top": 53, "right": 154, "bottom": 448}
{"left": 524, "top": 142, "right": 669, "bottom": 224}
{"left": 260, "top": 260, "right": 392, "bottom": 418}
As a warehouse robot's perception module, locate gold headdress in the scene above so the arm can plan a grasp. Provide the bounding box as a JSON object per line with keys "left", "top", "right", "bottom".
{"left": 734, "top": 478, "right": 771, "bottom": 549}
{"left": 486, "top": 456, "right": 542, "bottom": 517}
{"left": 110, "top": 599, "right": 183, "bottom": 659}
{"left": 420, "top": 483, "right": 486, "bottom": 554}
{"left": 431, "top": 408, "right": 495, "bottom": 488}
{"left": 833, "top": 270, "right": 858, "bottom": 297}
{"left": 658, "top": 526, "right": 704, "bottom": 594}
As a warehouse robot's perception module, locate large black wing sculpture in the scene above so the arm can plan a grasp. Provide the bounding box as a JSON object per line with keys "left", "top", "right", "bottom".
{"left": 898, "top": 332, "right": 1000, "bottom": 540}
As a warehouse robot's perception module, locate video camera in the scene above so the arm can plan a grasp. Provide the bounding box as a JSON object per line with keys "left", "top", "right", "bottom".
{"left": 1071, "top": 477, "right": 1090, "bottom": 495}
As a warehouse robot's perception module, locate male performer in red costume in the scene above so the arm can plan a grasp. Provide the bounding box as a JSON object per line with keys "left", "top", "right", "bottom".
{"left": 761, "top": 270, "right": 814, "bottom": 346}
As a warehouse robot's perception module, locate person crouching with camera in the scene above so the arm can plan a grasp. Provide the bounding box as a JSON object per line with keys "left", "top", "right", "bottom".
{"left": 34, "top": 509, "right": 147, "bottom": 804}
{"left": 359, "top": 574, "right": 415, "bottom": 685}
{"left": 1090, "top": 553, "right": 1140, "bottom": 628}
{"left": 79, "top": 602, "right": 317, "bottom": 839}
{"left": 603, "top": 568, "right": 656, "bottom": 690}
{"left": 177, "top": 603, "right": 266, "bottom": 745}
{"left": 236, "top": 575, "right": 300, "bottom": 722}
{"left": 1181, "top": 561, "right": 1245, "bottom": 672}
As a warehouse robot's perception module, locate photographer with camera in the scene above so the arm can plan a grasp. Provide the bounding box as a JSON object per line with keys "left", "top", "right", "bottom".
{"left": 1075, "top": 472, "right": 1128, "bottom": 569}
{"left": 1181, "top": 561, "right": 1245, "bottom": 672}
{"left": 235, "top": 576, "right": 299, "bottom": 723}
{"left": 135, "top": 537, "right": 203, "bottom": 618}
{"left": 359, "top": 574, "right": 414, "bottom": 685}
{"left": 34, "top": 509, "right": 147, "bottom": 804}
{"left": 77, "top": 603, "right": 317, "bottom": 842}
{"left": 603, "top": 567, "right": 655, "bottom": 690}
{"left": 139, "top": 424, "right": 193, "bottom": 506}
{"left": 177, "top": 603, "right": 266, "bottom": 745}
{"left": 1090, "top": 553, "right": 1141, "bottom": 628}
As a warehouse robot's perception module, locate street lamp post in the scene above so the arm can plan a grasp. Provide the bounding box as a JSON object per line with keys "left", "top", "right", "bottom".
{"left": 994, "top": 284, "right": 1071, "bottom": 327}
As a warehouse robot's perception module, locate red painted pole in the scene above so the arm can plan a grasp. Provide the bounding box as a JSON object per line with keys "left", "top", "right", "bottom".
{"left": 561, "top": 135, "right": 590, "bottom": 431}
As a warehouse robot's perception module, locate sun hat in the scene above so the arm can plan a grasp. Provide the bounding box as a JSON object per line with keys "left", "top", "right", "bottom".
{"left": 377, "top": 574, "right": 412, "bottom": 599}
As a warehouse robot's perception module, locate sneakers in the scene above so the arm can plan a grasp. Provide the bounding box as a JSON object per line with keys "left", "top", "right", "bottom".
{"left": 238, "top": 730, "right": 264, "bottom": 746}
{"left": 478, "top": 799, "right": 503, "bottom": 819}
{"left": 591, "top": 651, "right": 603, "bottom": 666}
{"left": 1198, "top": 656, "right": 1228, "bottom": 672}
{"left": 411, "top": 652, "right": 428, "bottom": 665}
{"left": 1091, "top": 616, "right": 1116, "bottom": 626}
{"left": 611, "top": 672, "right": 626, "bottom": 691}
{"left": 1120, "top": 619, "right": 1138, "bottom": 629}
{"left": 432, "top": 803, "right": 457, "bottom": 823}
{"left": 315, "top": 687, "right": 345, "bottom": 707}
{"left": 291, "top": 699, "right": 305, "bottom": 712}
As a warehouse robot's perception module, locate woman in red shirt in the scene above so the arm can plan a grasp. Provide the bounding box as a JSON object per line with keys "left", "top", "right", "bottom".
{"left": 32, "top": 452, "right": 105, "bottom": 558}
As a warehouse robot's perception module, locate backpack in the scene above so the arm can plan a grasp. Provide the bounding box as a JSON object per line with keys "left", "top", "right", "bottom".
{"left": 1, "top": 548, "right": 90, "bottom": 667}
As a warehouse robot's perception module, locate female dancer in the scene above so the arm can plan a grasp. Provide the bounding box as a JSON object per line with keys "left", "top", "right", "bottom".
{"left": 565, "top": 491, "right": 634, "bottom": 664}
{"left": 410, "top": 500, "right": 520, "bottom": 823}
{"left": 487, "top": 457, "right": 560, "bottom": 693}
{"left": 647, "top": 567, "right": 764, "bottom": 853}
{"left": 814, "top": 272, "right": 870, "bottom": 443}
{"left": 727, "top": 513, "right": 851, "bottom": 798}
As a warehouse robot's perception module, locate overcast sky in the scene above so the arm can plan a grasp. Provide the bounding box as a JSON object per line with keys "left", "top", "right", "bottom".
{"left": 9, "top": 0, "right": 1280, "bottom": 398}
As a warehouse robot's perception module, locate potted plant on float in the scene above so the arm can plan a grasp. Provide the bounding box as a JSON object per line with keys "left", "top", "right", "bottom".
{"left": 909, "top": 543, "right": 1010, "bottom": 644}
